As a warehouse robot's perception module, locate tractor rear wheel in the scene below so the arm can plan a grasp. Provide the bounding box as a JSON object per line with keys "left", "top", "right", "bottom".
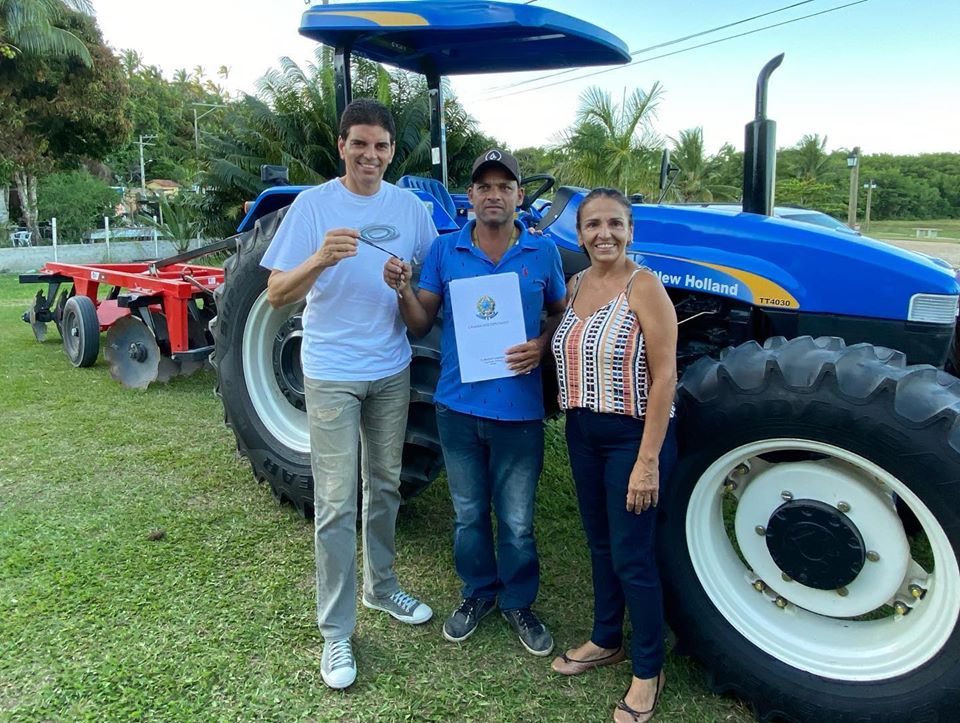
{"left": 210, "top": 209, "right": 443, "bottom": 516}
{"left": 662, "top": 335, "right": 960, "bottom": 722}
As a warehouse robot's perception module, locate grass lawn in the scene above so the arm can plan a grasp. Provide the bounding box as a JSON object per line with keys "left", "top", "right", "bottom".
{"left": 867, "top": 218, "right": 960, "bottom": 241}
{"left": 0, "top": 274, "right": 752, "bottom": 722}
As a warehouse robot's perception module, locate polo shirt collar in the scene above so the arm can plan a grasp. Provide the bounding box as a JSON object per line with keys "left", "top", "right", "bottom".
{"left": 456, "top": 220, "right": 534, "bottom": 251}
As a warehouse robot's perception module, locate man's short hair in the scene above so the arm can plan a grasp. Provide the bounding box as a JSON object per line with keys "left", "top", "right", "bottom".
{"left": 338, "top": 99, "right": 396, "bottom": 143}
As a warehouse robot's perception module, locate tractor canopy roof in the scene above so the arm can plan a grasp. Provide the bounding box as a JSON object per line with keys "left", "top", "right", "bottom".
{"left": 299, "top": 1, "right": 630, "bottom": 75}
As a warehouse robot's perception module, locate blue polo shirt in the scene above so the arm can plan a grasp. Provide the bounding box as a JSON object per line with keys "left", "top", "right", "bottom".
{"left": 419, "top": 221, "right": 565, "bottom": 421}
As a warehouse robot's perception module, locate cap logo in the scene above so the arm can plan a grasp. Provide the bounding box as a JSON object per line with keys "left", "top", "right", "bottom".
{"left": 485, "top": 150, "right": 502, "bottom": 161}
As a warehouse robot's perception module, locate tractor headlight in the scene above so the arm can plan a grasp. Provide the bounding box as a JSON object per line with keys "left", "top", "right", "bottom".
{"left": 908, "top": 293, "right": 959, "bottom": 324}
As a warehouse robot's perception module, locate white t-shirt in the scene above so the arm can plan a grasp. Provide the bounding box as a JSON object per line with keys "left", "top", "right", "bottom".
{"left": 260, "top": 178, "right": 438, "bottom": 381}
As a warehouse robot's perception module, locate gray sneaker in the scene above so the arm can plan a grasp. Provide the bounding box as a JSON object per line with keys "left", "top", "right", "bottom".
{"left": 442, "top": 597, "right": 496, "bottom": 643}
{"left": 320, "top": 638, "right": 356, "bottom": 689}
{"left": 362, "top": 589, "right": 433, "bottom": 624}
{"left": 502, "top": 607, "right": 554, "bottom": 656}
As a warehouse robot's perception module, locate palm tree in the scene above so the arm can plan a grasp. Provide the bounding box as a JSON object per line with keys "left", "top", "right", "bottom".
{"left": 203, "top": 46, "right": 493, "bottom": 233}
{"left": 555, "top": 83, "right": 664, "bottom": 196}
{"left": 119, "top": 48, "right": 142, "bottom": 76}
{"left": 789, "top": 133, "right": 833, "bottom": 181}
{"left": 0, "top": 0, "right": 93, "bottom": 64}
{"left": 208, "top": 46, "right": 436, "bottom": 197}
{"left": 667, "top": 127, "right": 739, "bottom": 202}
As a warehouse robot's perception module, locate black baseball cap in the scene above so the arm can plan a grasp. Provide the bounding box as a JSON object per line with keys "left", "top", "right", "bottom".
{"left": 470, "top": 149, "right": 521, "bottom": 184}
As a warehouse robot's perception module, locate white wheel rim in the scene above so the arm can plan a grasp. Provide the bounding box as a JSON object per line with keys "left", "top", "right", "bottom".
{"left": 686, "top": 438, "right": 960, "bottom": 681}
{"left": 241, "top": 291, "right": 309, "bottom": 454}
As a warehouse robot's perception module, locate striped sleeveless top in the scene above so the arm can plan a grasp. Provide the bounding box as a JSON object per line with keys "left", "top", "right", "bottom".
{"left": 552, "top": 269, "right": 675, "bottom": 419}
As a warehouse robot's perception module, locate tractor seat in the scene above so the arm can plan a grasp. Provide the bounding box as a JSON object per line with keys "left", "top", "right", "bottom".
{"left": 397, "top": 175, "right": 457, "bottom": 220}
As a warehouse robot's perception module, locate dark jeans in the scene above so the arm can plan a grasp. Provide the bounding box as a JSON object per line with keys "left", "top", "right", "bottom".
{"left": 565, "top": 408, "right": 678, "bottom": 678}
{"left": 436, "top": 403, "right": 544, "bottom": 611}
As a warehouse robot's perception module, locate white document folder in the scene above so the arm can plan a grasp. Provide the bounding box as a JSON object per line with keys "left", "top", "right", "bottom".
{"left": 449, "top": 272, "right": 527, "bottom": 383}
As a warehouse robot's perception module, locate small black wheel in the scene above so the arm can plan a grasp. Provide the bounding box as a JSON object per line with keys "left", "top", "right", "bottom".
{"left": 61, "top": 295, "right": 100, "bottom": 367}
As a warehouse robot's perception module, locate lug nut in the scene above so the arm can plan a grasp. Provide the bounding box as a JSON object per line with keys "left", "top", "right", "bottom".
{"left": 732, "top": 463, "right": 750, "bottom": 476}
{"left": 755, "top": 526, "right": 766, "bottom": 536}
{"left": 781, "top": 572, "right": 793, "bottom": 583}
{"left": 909, "top": 584, "right": 927, "bottom": 600}
{"left": 753, "top": 580, "right": 765, "bottom": 593}
{"left": 866, "top": 551, "right": 880, "bottom": 562}
{"left": 723, "top": 481, "right": 738, "bottom": 493}
{"left": 837, "top": 587, "right": 849, "bottom": 597}
{"left": 781, "top": 491, "right": 794, "bottom": 501}
{"left": 837, "top": 501, "right": 851, "bottom": 513}
{"left": 894, "top": 601, "right": 911, "bottom": 616}
{"left": 774, "top": 596, "right": 788, "bottom": 609}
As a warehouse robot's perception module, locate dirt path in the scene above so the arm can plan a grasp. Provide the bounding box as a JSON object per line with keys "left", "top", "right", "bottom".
{"left": 876, "top": 238, "right": 960, "bottom": 268}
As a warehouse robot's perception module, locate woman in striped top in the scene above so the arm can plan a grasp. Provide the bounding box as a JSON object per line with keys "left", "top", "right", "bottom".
{"left": 549, "top": 188, "right": 678, "bottom": 723}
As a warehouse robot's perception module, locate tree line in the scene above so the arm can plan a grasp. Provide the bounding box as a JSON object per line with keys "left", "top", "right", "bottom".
{"left": 2, "top": 2, "right": 957, "bottom": 245}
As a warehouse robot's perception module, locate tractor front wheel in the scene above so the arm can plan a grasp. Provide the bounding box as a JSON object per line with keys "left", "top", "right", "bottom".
{"left": 662, "top": 336, "right": 960, "bottom": 722}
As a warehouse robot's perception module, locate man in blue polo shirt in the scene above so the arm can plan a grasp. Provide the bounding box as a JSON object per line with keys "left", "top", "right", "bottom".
{"left": 383, "top": 149, "right": 566, "bottom": 656}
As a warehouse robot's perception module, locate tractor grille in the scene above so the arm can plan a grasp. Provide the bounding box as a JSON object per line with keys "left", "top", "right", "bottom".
{"left": 908, "top": 294, "right": 959, "bottom": 324}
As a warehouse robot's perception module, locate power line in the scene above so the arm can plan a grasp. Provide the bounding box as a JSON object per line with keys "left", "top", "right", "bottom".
{"left": 485, "top": 0, "right": 819, "bottom": 94}
{"left": 481, "top": 0, "right": 869, "bottom": 102}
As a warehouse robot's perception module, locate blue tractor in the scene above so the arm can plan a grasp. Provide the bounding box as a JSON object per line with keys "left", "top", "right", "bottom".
{"left": 210, "top": 3, "right": 960, "bottom": 721}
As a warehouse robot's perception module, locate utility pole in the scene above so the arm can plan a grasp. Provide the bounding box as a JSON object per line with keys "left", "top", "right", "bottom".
{"left": 846, "top": 147, "right": 860, "bottom": 229}
{"left": 137, "top": 134, "right": 157, "bottom": 195}
{"left": 193, "top": 103, "right": 227, "bottom": 156}
{"left": 863, "top": 179, "right": 878, "bottom": 233}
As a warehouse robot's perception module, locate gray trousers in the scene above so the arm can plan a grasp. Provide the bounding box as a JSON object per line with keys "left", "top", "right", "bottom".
{"left": 304, "top": 368, "right": 410, "bottom": 641}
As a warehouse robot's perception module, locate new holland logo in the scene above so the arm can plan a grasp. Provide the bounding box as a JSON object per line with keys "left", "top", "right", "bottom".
{"left": 485, "top": 150, "right": 502, "bottom": 162}
{"left": 476, "top": 295, "right": 497, "bottom": 320}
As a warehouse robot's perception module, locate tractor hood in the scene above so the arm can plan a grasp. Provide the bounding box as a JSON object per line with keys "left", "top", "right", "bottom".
{"left": 543, "top": 190, "right": 959, "bottom": 324}
{"left": 299, "top": 1, "right": 630, "bottom": 75}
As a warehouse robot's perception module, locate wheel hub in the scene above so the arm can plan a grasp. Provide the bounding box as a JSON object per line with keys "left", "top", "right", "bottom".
{"left": 732, "top": 458, "right": 911, "bottom": 617}
{"left": 765, "top": 499, "right": 866, "bottom": 590}
{"left": 128, "top": 341, "right": 148, "bottom": 362}
{"left": 272, "top": 315, "right": 305, "bottom": 411}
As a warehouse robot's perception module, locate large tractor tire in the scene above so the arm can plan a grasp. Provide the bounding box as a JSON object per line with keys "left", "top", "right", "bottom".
{"left": 210, "top": 209, "right": 443, "bottom": 516}
{"left": 662, "top": 335, "right": 960, "bottom": 722}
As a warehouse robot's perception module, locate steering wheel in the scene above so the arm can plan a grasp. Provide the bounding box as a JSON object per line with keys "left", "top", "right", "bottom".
{"left": 519, "top": 174, "right": 556, "bottom": 211}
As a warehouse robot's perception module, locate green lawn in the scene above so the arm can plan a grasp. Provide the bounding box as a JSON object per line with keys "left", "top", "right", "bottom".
{"left": 0, "top": 274, "right": 751, "bottom": 722}
{"left": 867, "top": 218, "right": 960, "bottom": 241}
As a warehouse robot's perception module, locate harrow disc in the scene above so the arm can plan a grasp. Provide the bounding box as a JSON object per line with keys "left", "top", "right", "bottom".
{"left": 104, "top": 316, "right": 161, "bottom": 389}
{"left": 31, "top": 321, "right": 48, "bottom": 342}
{"left": 52, "top": 289, "right": 71, "bottom": 338}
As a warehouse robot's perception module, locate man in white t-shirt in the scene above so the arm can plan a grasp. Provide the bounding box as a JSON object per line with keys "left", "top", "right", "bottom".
{"left": 260, "top": 99, "right": 437, "bottom": 690}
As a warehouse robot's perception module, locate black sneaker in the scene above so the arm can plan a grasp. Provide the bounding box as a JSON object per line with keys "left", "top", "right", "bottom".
{"left": 502, "top": 607, "right": 554, "bottom": 656}
{"left": 442, "top": 597, "right": 496, "bottom": 643}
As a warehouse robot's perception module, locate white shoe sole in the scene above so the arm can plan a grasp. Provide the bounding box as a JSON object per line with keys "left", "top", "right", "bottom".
{"left": 321, "top": 666, "right": 357, "bottom": 690}
{"left": 519, "top": 637, "right": 555, "bottom": 657}
{"left": 362, "top": 597, "right": 433, "bottom": 624}
{"left": 502, "top": 613, "right": 555, "bottom": 657}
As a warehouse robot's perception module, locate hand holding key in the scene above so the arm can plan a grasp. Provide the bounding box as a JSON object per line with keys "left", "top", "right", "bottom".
{"left": 383, "top": 257, "right": 413, "bottom": 299}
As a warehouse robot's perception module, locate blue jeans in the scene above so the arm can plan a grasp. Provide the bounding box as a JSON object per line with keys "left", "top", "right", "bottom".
{"left": 436, "top": 404, "right": 544, "bottom": 611}
{"left": 565, "top": 408, "right": 678, "bottom": 678}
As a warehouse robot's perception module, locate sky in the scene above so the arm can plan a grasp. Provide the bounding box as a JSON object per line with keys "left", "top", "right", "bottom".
{"left": 89, "top": 0, "right": 960, "bottom": 157}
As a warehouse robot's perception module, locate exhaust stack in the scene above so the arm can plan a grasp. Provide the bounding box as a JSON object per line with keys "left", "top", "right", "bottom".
{"left": 742, "top": 54, "right": 784, "bottom": 216}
